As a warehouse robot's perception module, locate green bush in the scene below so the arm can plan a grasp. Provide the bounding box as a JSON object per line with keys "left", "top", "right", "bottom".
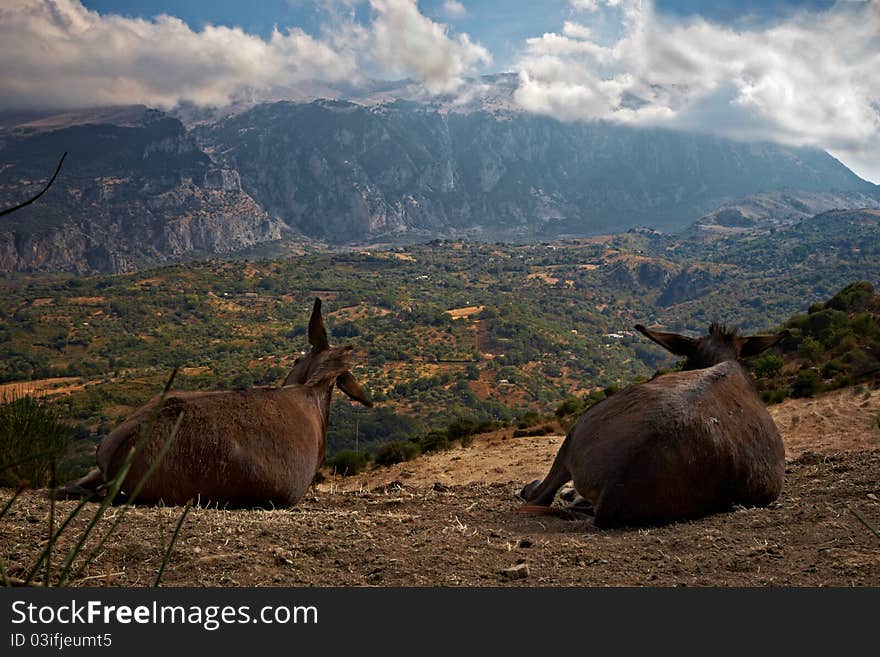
{"left": 761, "top": 388, "right": 788, "bottom": 404}
{"left": 418, "top": 430, "right": 450, "bottom": 453}
{"left": 797, "top": 336, "right": 823, "bottom": 362}
{"left": 327, "top": 450, "right": 371, "bottom": 476}
{"left": 447, "top": 417, "right": 478, "bottom": 441}
{"left": 513, "top": 425, "right": 556, "bottom": 438}
{"left": 374, "top": 441, "right": 420, "bottom": 466}
{"left": 516, "top": 409, "right": 544, "bottom": 429}
{"left": 555, "top": 397, "right": 585, "bottom": 418}
{"left": 0, "top": 394, "right": 74, "bottom": 487}
{"left": 752, "top": 353, "right": 784, "bottom": 378}
{"left": 821, "top": 359, "right": 846, "bottom": 379}
{"left": 791, "top": 369, "right": 822, "bottom": 398}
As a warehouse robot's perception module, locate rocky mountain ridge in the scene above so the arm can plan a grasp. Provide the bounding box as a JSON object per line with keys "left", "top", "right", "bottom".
{"left": 1, "top": 98, "right": 876, "bottom": 273}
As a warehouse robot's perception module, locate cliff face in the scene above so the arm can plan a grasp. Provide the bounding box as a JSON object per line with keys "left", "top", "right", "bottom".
{"left": 0, "top": 109, "right": 284, "bottom": 273}
{"left": 198, "top": 100, "right": 875, "bottom": 244}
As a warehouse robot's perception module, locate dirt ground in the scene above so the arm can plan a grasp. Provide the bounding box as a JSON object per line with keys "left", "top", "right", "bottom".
{"left": 1, "top": 388, "right": 879, "bottom": 587}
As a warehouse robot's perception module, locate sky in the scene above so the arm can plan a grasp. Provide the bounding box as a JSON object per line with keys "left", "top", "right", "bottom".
{"left": 1, "top": 0, "right": 878, "bottom": 182}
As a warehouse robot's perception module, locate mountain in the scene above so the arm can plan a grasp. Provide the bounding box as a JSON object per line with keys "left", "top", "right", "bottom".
{"left": 693, "top": 189, "right": 880, "bottom": 235}
{"left": 0, "top": 107, "right": 285, "bottom": 274}
{"left": 197, "top": 99, "right": 876, "bottom": 243}
{"left": 1, "top": 95, "right": 876, "bottom": 272}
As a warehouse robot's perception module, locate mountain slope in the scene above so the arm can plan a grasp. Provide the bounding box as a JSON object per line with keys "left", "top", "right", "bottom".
{"left": 1, "top": 100, "right": 876, "bottom": 272}
{"left": 199, "top": 99, "right": 875, "bottom": 243}
{"left": 0, "top": 107, "right": 285, "bottom": 273}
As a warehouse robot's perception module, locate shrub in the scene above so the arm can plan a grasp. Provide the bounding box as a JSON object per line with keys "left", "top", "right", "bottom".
{"left": 761, "top": 388, "right": 788, "bottom": 404}
{"left": 0, "top": 394, "right": 74, "bottom": 487}
{"left": 418, "top": 430, "right": 450, "bottom": 453}
{"left": 791, "top": 369, "right": 822, "bottom": 398}
{"left": 516, "top": 409, "right": 544, "bottom": 429}
{"left": 752, "top": 353, "right": 784, "bottom": 378}
{"left": 327, "top": 450, "right": 371, "bottom": 476}
{"left": 603, "top": 384, "right": 620, "bottom": 397}
{"left": 797, "top": 336, "right": 823, "bottom": 362}
{"left": 821, "top": 359, "right": 846, "bottom": 379}
{"left": 447, "top": 417, "right": 478, "bottom": 441}
{"left": 555, "top": 397, "right": 585, "bottom": 418}
{"left": 374, "top": 441, "right": 420, "bottom": 466}
{"left": 513, "top": 425, "right": 556, "bottom": 438}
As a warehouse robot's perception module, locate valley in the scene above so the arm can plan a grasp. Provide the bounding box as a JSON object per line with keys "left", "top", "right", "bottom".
{"left": 1, "top": 209, "right": 879, "bottom": 478}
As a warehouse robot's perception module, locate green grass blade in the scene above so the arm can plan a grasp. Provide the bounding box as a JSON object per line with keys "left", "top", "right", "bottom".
{"left": 154, "top": 500, "right": 192, "bottom": 587}
{"left": 0, "top": 485, "right": 25, "bottom": 522}
{"left": 0, "top": 486, "right": 26, "bottom": 587}
{"left": 849, "top": 506, "right": 880, "bottom": 541}
{"left": 44, "top": 464, "right": 56, "bottom": 587}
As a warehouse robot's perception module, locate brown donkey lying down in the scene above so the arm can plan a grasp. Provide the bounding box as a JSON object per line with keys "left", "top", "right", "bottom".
{"left": 520, "top": 323, "right": 788, "bottom": 527}
{"left": 59, "top": 298, "right": 371, "bottom": 507}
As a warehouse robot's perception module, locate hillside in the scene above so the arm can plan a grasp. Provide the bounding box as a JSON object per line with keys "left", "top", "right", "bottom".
{"left": 749, "top": 279, "right": 880, "bottom": 403}
{"left": 0, "top": 107, "right": 286, "bottom": 273}
{"left": 694, "top": 190, "right": 880, "bottom": 235}
{"left": 322, "top": 386, "right": 880, "bottom": 491}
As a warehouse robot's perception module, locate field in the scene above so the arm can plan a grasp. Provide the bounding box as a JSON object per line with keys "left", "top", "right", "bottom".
{"left": 2, "top": 387, "right": 878, "bottom": 586}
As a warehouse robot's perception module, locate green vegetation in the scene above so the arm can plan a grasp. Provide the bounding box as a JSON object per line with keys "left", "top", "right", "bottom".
{"left": 0, "top": 394, "right": 73, "bottom": 487}
{"left": 327, "top": 450, "right": 371, "bottom": 477}
{"left": 750, "top": 281, "right": 880, "bottom": 402}
{"left": 0, "top": 214, "right": 878, "bottom": 477}
{"left": 374, "top": 441, "right": 421, "bottom": 466}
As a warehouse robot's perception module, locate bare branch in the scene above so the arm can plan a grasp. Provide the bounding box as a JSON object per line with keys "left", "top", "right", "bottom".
{"left": 0, "top": 152, "right": 67, "bottom": 218}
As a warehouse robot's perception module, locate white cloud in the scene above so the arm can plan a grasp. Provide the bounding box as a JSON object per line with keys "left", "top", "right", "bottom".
{"left": 442, "top": 1, "right": 468, "bottom": 19}
{"left": 0, "top": 0, "right": 490, "bottom": 110}
{"left": 367, "top": 0, "right": 490, "bottom": 93}
{"left": 570, "top": 0, "right": 622, "bottom": 12}
{"left": 516, "top": 0, "right": 880, "bottom": 182}
{"left": 569, "top": 0, "right": 599, "bottom": 12}
{"left": 561, "top": 21, "right": 592, "bottom": 40}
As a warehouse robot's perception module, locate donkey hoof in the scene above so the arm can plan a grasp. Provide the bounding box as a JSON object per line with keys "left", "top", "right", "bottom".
{"left": 558, "top": 484, "right": 578, "bottom": 502}
{"left": 518, "top": 479, "right": 541, "bottom": 501}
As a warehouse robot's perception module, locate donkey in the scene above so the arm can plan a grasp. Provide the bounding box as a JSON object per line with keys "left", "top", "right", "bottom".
{"left": 520, "top": 323, "right": 788, "bottom": 527}
{"left": 59, "top": 298, "right": 372, "bottom": 506}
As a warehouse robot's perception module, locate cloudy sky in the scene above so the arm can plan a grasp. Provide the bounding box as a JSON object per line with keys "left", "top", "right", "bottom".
{"left": 1, "top": 0, "right": 878, "bottom": 182}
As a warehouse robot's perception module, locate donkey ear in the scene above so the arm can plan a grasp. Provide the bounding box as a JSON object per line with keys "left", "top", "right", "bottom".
{"left": 308, "top": 297, "right": 330, "bottom": 351}
{"left": 635, "top": 324, "right": 698, "bottom": 357}
{"left": 337, "top": 371, "right": 373, "bottom": 407}
{"left": 738, "top": 330, "right": 789, "bottom": 359}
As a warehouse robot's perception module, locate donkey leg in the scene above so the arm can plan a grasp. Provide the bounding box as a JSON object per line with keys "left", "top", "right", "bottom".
{"left": 55, "top": 467, "right": 105, "bottom": 499}
{"left": 519, "top": 436, "right": 572, "bottom": 506}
